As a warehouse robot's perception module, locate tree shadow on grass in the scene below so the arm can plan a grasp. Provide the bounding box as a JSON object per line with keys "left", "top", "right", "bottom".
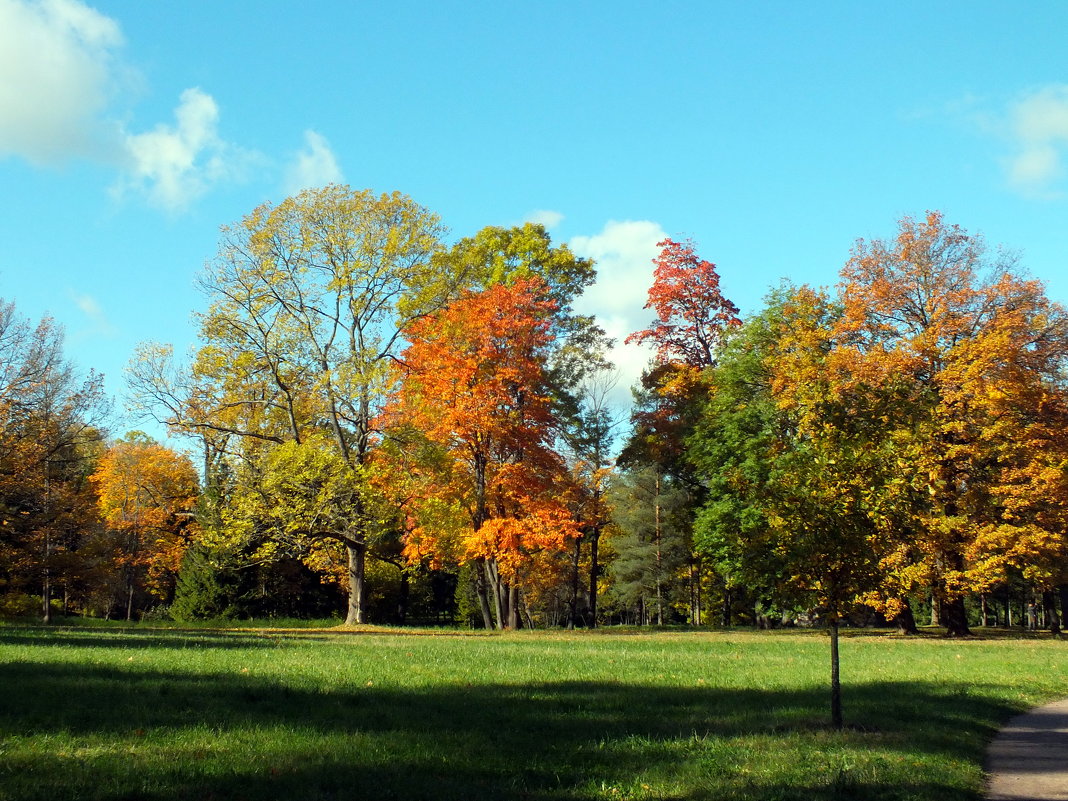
{"left": 0, "top": 626, "right": 317, "bottom": 651}
{"left": 0, "top": 651, "right": 1023, "bottom": 801}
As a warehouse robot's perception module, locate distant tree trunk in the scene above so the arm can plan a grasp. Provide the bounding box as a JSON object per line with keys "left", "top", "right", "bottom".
{"left": 1005, "top": 592, "right": 1012, "bottom": 627}
{"left": 41, "top": 571, "right": 52, "bottom": 625}
{"left": 474, "top": 558, "right": 493, "bottom": 629}
{"left": 567, "top": 535, "right": 582, "bottom": 630}
{"left": 345, "top": 541, "right": 366, "bottom": 625}
{"left": 1043, "top": 590, "right": 1061, "bottom": 636}
{"left": 690, "top": 557, "right": 702, "bottom": 626}
{"left": 1059, "top": 585, "right": 1068, "bottom": 630}
{"left": 829, "top": 615, "right": 842, "bottom": 730}
{"left": 126, "top": 579, "right": 134, "bottom": 622}
{"left": 588, "top": 527, "right": 600, "bottom": 628}
{"left": 980, "top": 594, "right": 990, "bottom": 628}
{"left": 721, "top": 583, "right": 732, "bottom": 627}
{"left": 397, "top": 568, "right": 409, "bottom": 624}
{"left": 930, "top": 591, "right": 941, "bottom": 626}
{"left": 894, "top": 602, "right": 919, "bottom": 635}
{"left": 941, "top": 596, "right": 971, "bottom": 636}
{"left": 654, "top": 470, "right": 663, "bottom": 626}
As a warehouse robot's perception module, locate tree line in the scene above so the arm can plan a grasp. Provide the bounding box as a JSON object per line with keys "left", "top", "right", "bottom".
{"left": 3, "top": 190, "right": 1067, "bottom": 645}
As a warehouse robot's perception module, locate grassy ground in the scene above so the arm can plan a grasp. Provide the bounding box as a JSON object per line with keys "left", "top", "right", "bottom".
{"left": 1, "top": 624, "right": 1065, "bottom": 801}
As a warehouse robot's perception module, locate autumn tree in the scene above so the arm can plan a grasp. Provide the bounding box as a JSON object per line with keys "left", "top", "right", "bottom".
{"left": 830, "top": 211, "right": 1068, "bottom": 636}
{"left": 620, "top": 238, "right": 741, "bottom": 624}
{"left": 0, "top": 299, "right": 108, "bottom": 621}
{"left": 90, "top": 434, "right": 199, "bottom": 619}
{"left": 388, "top": 279, "right": 579, "bottom": 630}
{"left": 560, "top": 367, "right": 620, "bottom": 628}
{"left": 126, "top": 185, "right": 448, "bottom": 624}
{"left": 691, "top": 287, "right": 906, "bottom": 728}
{"left": 626, "top": 237, "right": 740, "bottom": 375}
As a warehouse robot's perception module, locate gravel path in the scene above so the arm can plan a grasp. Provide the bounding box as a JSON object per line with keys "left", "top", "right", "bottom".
{"left": 986, "top": 697, "right": 1068, "bottom": 800}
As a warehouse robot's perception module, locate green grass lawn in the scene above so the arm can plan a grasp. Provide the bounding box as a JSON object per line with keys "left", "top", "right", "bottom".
{"left": 1, "top": 624, "right": 1065, "bottom": 801}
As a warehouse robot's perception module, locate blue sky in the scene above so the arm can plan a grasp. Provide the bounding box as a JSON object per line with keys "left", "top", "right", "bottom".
{"left": 2, "top": 0, "right": 1068, "bottom": 436}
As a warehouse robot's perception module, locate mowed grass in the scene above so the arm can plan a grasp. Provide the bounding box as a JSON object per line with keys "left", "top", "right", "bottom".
{"left": 1, "top": 625, "right": 1065, "bottom": 801}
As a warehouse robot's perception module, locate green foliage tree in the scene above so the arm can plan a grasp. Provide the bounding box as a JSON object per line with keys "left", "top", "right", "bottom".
{"left": 127, "top": 185, "right": 449, "bottom": 624}
{"left": 605, "top": 465, "right": 691, "bottom": 624}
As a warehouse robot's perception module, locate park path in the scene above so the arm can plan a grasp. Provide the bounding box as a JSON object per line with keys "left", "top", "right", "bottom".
{"left": 986, "top": 697, "right": 1068, "bottom": 800}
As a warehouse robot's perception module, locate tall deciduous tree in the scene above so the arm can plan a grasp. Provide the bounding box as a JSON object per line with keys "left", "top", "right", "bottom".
{"left": 127, "top": 185, "right": 448, "bottom": 624}
{"left": 830, "top": 211, "right": 1068, "bottom": 636}
{"left": 389, "top": 279, "right": 579, "bottom": 629}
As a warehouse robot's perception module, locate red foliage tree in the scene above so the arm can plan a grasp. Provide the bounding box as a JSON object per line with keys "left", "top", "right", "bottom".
{"left": 387, "top": 278, "right": 579, "bottom": 629}
{"left": 626, "top": 238, "right": 741, "bottom": 370}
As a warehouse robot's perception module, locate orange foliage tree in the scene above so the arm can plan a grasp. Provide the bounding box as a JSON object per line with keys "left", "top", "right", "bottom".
{"left": 91, "top": 434, "right": 200, "bottom": 619}
{"left": 386, "top": 279, "right": 579, "bottom": 629}
{"left": 829, "top": 211, "right": 1068, "bottom": 635}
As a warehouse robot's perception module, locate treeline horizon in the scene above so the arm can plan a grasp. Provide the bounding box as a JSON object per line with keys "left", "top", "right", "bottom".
{"left": 3, "top": 188, "right": 1067, "bottom": 640}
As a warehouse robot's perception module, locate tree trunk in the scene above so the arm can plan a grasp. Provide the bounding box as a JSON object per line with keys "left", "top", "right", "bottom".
{"left": 940, "top": 596, "right": 971, "bottom": 636}
{"left": 567, "top": 535, "right": 582, "bottom": 630}
{"left": 721, "top": 583, "right": 731, "bottom": 627}
{"left": 894, "top": 602, "right": 919, "bottom": 635}
{"left": 930, "top": 592, "right": 941, "bottom": 626}
{"left": 588, "top": 527, "right": 600, "bottom": 629}
{"left": 1043, "top": 590, "right": 1061, "bottom": 636}
{"left": 474, "top": 558, "right": 494, "bottom": 629}
{"left": 397, "top": 568, "right": 409, "bottom": 625}
{"left": 507, "top": 584, "right": 520, "bottom": 630}
{"left": 126, "top": 579, "right": 134, "bottom": 622}
{"left": 980, "top": 594, "right": 990, "bottom": 627}
{"left": 345, "top": 541, "right": 366, "bottom": 625}
{"left": 829, "top": 616, "right": 842, "bottom": 730}
{"left": 654, "top": 470, "right": 663, "bottom": 626}
{"left": 691, "top": 558, "right": 702, "bottom": 626}
{"left": 41, "top": 571, "right": 51, "bottom": 625}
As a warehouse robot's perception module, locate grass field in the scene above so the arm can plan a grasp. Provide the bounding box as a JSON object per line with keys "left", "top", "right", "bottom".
{"left": 1, "top": 624, "right": 1065, "bottom": 800}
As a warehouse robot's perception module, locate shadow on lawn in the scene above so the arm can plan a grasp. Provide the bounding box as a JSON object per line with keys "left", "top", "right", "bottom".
{"left": 0, "top": 627, "right": 293, "bottom": 651}
{"left": 0, "top": 656, "right": 1018, "bottom": 801}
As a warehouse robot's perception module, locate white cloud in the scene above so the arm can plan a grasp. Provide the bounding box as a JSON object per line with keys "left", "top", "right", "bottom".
{"left": 68, "top": 289, "right": 117, "bottom": 340}
{"left": 0, "top": 0, "right": 125, "bottom": 164}
{"left": 1005, "top": 85, "right": 1068, "bottom": 197}
{"left": 117, "top": 88, "right": 253, "bottom": 213}
{"left": 570, "top": 219, "right": 667, "bottom": 405}
{"left": 523, "top": 209, "right": 564, "bottom": 230}
{"left": 283, "top": 129, "right": 343, "bottom": 196}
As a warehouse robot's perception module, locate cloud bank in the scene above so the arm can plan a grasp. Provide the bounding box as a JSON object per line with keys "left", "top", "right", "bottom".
{"left": 0, "top": 0, "right": 318, "bottom": 212}
{"left": 0, "top": 0, "right": 124, "bottom": 164}
{"left": 571, "top": 220, "right": 666, "bottom": 407}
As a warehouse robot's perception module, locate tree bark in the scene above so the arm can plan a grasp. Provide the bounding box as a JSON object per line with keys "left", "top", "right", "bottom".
{"left": 507, "top": 584, "right": 520, "bottom": 630}
{"left": 894, "top": 602, "right": 919, "bottom": 635}
{"left": 473, "top": 558, "right": 494, "bottom": 629}
{"left": 829, "top": 616, "right": 842, "bottom": 730}
{"left": 940, "top": 596, "right": 971, "bottom": 636}
{"left": 345, "top": 541, "right": 366, "bottom": 625}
